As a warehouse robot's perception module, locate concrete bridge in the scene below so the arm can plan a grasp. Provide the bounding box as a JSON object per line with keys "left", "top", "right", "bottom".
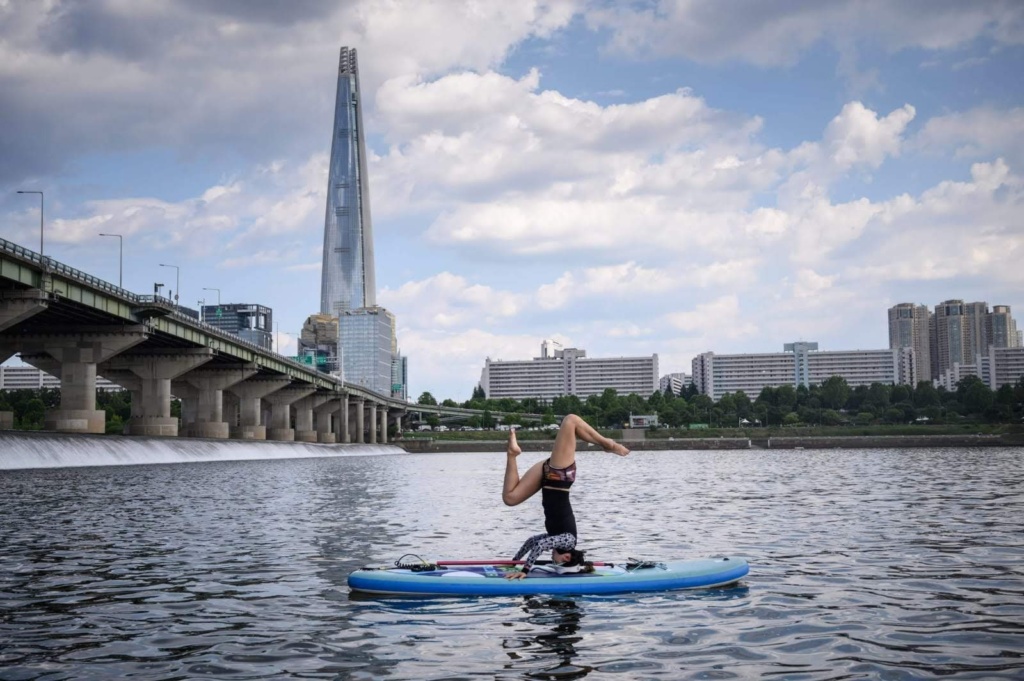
{"left": 0, "top": 237, "right": 421, "bottom": 444}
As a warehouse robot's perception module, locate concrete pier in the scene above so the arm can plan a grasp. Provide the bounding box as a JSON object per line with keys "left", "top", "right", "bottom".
{"left": 105, "top": 349, "right": 214, "bottom": 436}
{"left": 180, "top": 365, "right": 259, "bottom": 439}
{"left": 226, "top": 377, "right": 291, "bottom": 440}
{"left": 264, "top": 385, "right": 316, "bottom": 442}
{"left": 17, "top": 326, "right": 148, "bottom": 434}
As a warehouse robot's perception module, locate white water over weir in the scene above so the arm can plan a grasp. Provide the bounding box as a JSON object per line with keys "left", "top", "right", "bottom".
{"left": 0, "top": 432, "right": 404, "bottom": 470}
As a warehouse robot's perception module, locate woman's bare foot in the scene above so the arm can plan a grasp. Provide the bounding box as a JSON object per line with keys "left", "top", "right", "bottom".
{"left": 507, "top": 428, "right": 522, "bottom": 457}
{"left": 606, "top": 441, "right": 630, "bottom": 456}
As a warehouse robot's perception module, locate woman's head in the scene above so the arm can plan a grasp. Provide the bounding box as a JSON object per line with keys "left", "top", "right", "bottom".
{"left": 552, "top": 548, "right": 591, "bottom": 568}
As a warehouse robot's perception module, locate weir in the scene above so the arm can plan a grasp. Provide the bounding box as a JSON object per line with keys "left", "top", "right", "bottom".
{"left": 0, "top": 432, "right": 404, "bottom": 471}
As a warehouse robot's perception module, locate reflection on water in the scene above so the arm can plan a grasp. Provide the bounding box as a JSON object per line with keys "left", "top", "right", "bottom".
{"left": 1, "top": 446, "right": 1023, "bottom": 679}
{"left": 505, "top": 597, "right": 592, "bottom": 680}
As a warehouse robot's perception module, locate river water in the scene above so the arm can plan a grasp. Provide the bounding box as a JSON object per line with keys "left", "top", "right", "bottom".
{"left": 1, "top": 446, "right": 1022, "bottom": 680}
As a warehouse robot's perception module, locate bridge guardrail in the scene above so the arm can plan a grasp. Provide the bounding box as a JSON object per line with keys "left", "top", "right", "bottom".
{"left": 2, "top": 236, "right": 410, "bottom": 407}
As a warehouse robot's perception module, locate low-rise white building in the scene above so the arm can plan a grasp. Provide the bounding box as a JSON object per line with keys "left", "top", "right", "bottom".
{"left": 934, "top": 346, "right": 1024, "bottom": 391}
{"left": 659, "top": 372, "right": 691, "bottom": 395}
{"left": 692, "top": 343, "right": 916, "bottom": 402}
{"left": 480, "top": 342, "right": 658, "bottom": 400}
{"left": 0, "top": 364, "right": 122, "bottom": 392}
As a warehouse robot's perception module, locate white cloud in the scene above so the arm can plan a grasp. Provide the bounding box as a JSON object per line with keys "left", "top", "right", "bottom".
{"left": 914, "top": 106, "right": 1024, "bottom": 164}
{"left": 823, "top": 102, "right": 915, "bottom": 170}
{"left": 663, "top": 296, "right": 758, "bottom": 339}
{"left": 380, "top": 272, "right": 526, "bottom": 329}
{"left": 586, "top": 1, "right": 1024, "bottom": 66}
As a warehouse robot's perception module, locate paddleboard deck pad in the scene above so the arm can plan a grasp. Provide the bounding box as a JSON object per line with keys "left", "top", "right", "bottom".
{"left": 348, "top": 556, "right": 748, "bottom": 596}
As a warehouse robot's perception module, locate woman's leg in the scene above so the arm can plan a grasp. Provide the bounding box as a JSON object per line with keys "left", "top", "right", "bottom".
{"left": 503, "top": 428, "right": 543, "bottom": 506}
{"left": 550, "top": 414, "right": 630, "bottom": 468}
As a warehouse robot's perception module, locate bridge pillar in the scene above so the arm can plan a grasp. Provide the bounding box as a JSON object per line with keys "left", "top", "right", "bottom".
{"left": 16, "top": 326, "right": 148, "bottom": 434}
{"left": 295, "top": 393, "right": 330, "bottom": 443}
{"left": 0, "top": 290, "right": 48, "bottom": 333}
{"left": 379, "top": 407, "right": 388, "bottom": 444}
{"left": 96, "top": 368, "right": 142, "bottom": 433}
{"left": 314, "top": 398, "right": 338, "bottom": 443}
{"left": 264, "top": 385, "right": 316, "bottom": 441}
{"left": 339, "top": 393, "right": 350, "bottom": 443}
{"left": 180, "top": 364, "right": 258, "bottom": 438}
{"left": 104, "top": 349, "right": 215, "bottom": 436}
{"left": 172, "top": 380, "right": 199, "bottom": 433}
{"left": 226, "top": 377, "right": 291, "bottom": 440}
{"left": 368, "top": 403, "right": 378, "bottom": 444}
{"left": 351, "top": 397, "right": 364, "bottom": 444}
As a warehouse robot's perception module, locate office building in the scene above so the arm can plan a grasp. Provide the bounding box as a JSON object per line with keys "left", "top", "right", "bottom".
{"left": 692, "top": 344, "right": 915, "bottom": 402}
{"left": 297, "top": 314, "right": 339, "bottom": 372}
{"left": 201, "top": 303, "right": 273, "bottom": 350}
{"left": 480, "top": 342, "right": 658, "bottom": 400}
{"left": 391, "top": 354, "right": 408, "bottom": 401}
{"left": 318, "top": 47, "right": 405, "bottom": 397}
{"left": 339, "top": 306, "right": 397, "bottom": 396}
{"left": 888, "top": 303, "right": 932, "bottom": 383}
{"left": 1, "top": 364, "right": 121, "bottom": 392}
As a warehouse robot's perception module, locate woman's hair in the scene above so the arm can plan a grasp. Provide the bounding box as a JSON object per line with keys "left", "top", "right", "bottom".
{"left": 562, "top": 548, "right": 595, "bottom": 573}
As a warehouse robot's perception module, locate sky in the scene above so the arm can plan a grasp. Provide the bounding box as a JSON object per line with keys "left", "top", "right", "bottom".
{"left": 1, "top": 0, "right": 1022, "bottom": 402}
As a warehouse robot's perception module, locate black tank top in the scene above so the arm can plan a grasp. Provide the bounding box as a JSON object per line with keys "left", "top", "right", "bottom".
{"left": 541, "top": 460, "right": 577, "bottom": 537}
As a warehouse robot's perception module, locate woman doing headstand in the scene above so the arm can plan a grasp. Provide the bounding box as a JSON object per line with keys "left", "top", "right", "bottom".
{"left": 502, "top": 414, "right": 630, "bottom": 580}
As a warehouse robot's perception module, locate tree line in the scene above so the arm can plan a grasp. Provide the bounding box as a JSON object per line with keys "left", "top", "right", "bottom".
{"left": 0, "top": 389, "right": 175, "bottom": 433}
{"left": 416, "top": 375, "right": 1024, "bottom": 429}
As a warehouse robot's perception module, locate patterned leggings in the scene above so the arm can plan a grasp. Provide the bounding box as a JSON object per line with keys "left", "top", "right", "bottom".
{"left": 513, "top": 532, "right": 576, "bottom": 572}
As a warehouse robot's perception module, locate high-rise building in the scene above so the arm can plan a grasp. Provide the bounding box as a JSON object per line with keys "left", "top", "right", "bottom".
{"left": 317, "top": 47, "right": 406, "bottom": 397}
{"left": 931, "top": 299, "right": 969, "bottom": 380}
{"left": 321, "top": 47, "right": 376, "bottom": 316}
{"left": 987, "top": 305, "right": 1019, "bottom": 349}
{"left": 480, "top": 342, "right": 658, "bottom": 400}
{"left": 888, "top": 303, "right": 932, "bottom": 383}
{"left": 201, "top": 303, "right": 273, "bottom": 350}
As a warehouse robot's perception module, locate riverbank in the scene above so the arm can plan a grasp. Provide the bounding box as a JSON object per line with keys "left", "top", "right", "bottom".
{"left": 399, "top": 432, "right": 1024, "bottom": 452}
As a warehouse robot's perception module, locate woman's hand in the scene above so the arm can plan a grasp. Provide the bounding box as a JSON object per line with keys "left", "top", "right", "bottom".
{"left": 505, "top": 569, "right": 527, "bottom": 580}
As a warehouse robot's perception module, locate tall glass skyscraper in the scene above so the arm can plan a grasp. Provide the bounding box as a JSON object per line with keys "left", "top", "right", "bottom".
{"left": 320, "top": 47, "right": 406, "bottom": 399}
{"left": 321, "top": 46, "right": 376, "bottom": 315}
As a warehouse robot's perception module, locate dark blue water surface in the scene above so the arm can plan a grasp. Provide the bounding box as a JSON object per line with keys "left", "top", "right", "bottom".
{"left": 1, "top": 446, "right": 1022, "bottom": 680}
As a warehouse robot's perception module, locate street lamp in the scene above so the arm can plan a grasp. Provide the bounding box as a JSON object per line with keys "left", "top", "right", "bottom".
{"left": 202, "top": 287, "right": 221, "bottom": 305}
{"left": 159, "top": 263, "right": 180, "bottom": 309}
{"left": 98, "top": 233, "right": 123, "bottom": 287}
{"left": 16, "top": 190, "right": 43, "bottom": 257}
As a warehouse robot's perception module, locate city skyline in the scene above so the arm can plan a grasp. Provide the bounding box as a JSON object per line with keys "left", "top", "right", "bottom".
{"left": 1, "top": 2, "right": 1021, "bottom": 401}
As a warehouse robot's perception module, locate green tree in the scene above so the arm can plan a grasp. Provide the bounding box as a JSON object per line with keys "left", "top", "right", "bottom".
{"left": 914, "top": 381, "right": 941, "bottom": 407}
{"left": 820, "top": 376, "right": 850, "bottom": 410}
{"left": 471, "top": 385, "right": 486, "bottom": 401}
{"left": 958, "top": 376, "right": 994, "bottom": 415}
{"left": 418, "top": 392, "right": 438, "bottom": 406}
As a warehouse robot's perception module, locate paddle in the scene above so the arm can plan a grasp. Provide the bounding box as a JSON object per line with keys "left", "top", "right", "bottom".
{"left": 437, "top": 559, "right": 612, "bottom": 567}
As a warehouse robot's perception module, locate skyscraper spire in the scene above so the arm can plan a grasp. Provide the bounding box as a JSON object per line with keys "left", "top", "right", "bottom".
{"left": 321, "top": 46, "right": 376, "bottom": 315}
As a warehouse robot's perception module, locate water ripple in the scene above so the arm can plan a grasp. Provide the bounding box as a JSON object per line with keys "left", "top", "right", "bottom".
{"left": 1, "top": 446, "right": 1022, "bottom": 679}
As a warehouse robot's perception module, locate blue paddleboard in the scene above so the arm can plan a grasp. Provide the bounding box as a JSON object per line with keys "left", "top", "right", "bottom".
{"left": 348, "top": 556, "right": 748, "bottom": 596}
